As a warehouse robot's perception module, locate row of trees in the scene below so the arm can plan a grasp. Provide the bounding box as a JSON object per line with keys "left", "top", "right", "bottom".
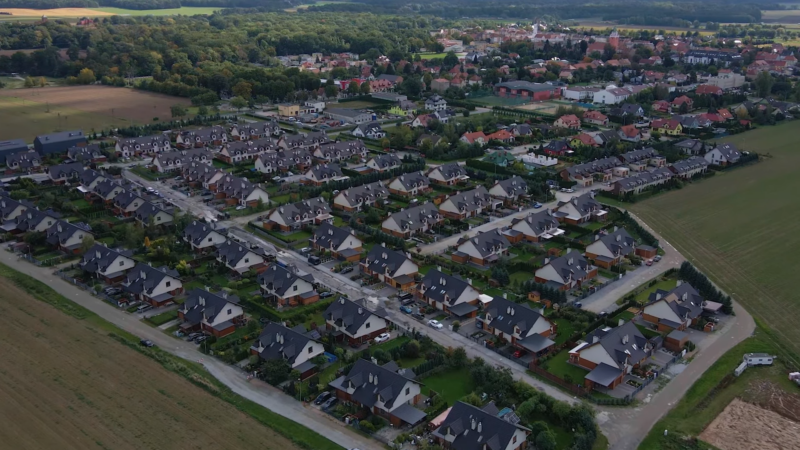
{"left": 678, "top": 261, "right": 734, "bottom": 314}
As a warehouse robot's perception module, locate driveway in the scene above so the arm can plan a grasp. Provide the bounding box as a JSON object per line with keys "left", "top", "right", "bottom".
{"left": 0, "top": 250, "right": 382, "bottom": 450}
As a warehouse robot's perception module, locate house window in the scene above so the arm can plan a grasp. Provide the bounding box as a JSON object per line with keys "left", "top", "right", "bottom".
{"left": 166, "top": 281, "right": 171, "bottom": 288}
{"left": 119, "top": 261, "right": 124, "bottom": 266}
{"left": 513, "top": 436, "right": 517, "bottom": 444}
{"left": 366, "top": 322, "right": 371, "bottom": 329}
{"left": 293, "top": 285, "right": 298, "bottom": 291}
{"left": 227, "top": 309, "right": 232, "bottom": 315}
{"left": 405, "top": 387, "right": 410, "bottom": 395}
{"left": 308, "top": 346, "right": 313, "bottom": 354}
{"left": 208, "top": 237, "right": 213, "bottom": 242}
{"left": 245, "top": 258, "right": 249, "bottom": 264}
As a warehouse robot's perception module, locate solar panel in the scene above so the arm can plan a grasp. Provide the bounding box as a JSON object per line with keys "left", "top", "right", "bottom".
{"left": 503, "top": 412, "right": 521, "bottom": 425}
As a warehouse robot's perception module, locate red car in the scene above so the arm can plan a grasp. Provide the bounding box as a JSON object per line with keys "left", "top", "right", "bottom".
{"left": 513, "top": 350, "right": 525, "bottom": 358}
{"left": 645, "top": 259, "right": 653, "bottom": 266}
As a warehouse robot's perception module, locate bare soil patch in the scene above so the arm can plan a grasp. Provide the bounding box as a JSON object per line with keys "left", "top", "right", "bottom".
{"left": 0, "top": 85, "right": 190, "bottom": 124}
{"left": 745, "top": 379, "right": 800, "bottom": 423}
{"left": 0, "top": 277, "right": 299, "bottom": 450}
{"left": 0, "top": 8, "right": 112, "bottom": 16}
{"left": 699, "top": 398, "right": 800, "bottom": 450}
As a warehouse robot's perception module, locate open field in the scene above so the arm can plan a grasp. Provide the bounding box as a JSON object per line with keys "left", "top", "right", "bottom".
{"left": 286, "top": 1, "right": 356, "bottom": 11}
{"left": 421, "top": 369, "right": 474, "bottom": 405}
{"left": 574, "top": 21, "right": 715, "bottom": 35}
{"left": 0, "top": 7, "right": 112, "bottom": 17}
{"left": 761, "top": 9, "right": 800, "bottom": 23}
{"left": 92, "top": 7, "right": 224, "bottom": 16}
{"left": 0, "top": 276, "right": 300, "bottom": 450}
{"left": 631, "top": 120, "right": 800, "bottom": 364}
{"left": 515, "top": 101, "right": 581, "bottom": 115}
{"left": 0, "top": 85, "right": 190, "bottom": 141}
{"left": 700, "top": 398, "right": 800, "bottom": 450}
{"left": 0, "top": 7, "right": 221, "bottom": 18}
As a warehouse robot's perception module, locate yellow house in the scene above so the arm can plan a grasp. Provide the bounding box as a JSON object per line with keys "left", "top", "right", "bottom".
{"left": 278, "top": 104, "right": 300, "bottom": 117}
{"left": 652, "top": 119, "right": 682, "bottom": 136}
{"left": 389, "top": 106, "right": 408, "bottom": 116}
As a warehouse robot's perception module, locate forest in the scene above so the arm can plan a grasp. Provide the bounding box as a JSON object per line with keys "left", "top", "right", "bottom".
{"left": 0, "top": 0, "right": 304, "bottom": 10}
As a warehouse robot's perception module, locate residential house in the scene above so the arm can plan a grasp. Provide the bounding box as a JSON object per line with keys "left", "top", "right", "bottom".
{"left": 387, "top": 171, "right": 431, "bottom": 197}
{"left": 671, "top": 95, "right": 693, "bottom": 111}
{"left": 704, "top": 143, "right": 741, "bottom": 166}
{"left": 452, "top": 228, "right": 510, "bottom": 267}
{"left": 381, "top": 202, "right": 442, "bottom": 238}
{"left": 561, "top": 157, "right": 624, "bottom": 187}
{"left": 510, "top": 209, "right": 564, "bottom": 242}
{"left": 509, "top": 124, "right": 533, "bottom": 137}
{"left": 67, "top": 144, "right": 105, "bottom": 163}
{"left": 218, "top": 138, "right": 280, "bottom": 164}
{"left": 251, "top": 322, "right": 324, "bottom": 378}
{"left": 34, "top": 130, "right": 86, "bottom": 155}
{"left": 278, "top": 104, "right": 300, "bottom": 117}
{"left": 611, "top": 104, "right": 645, "bottom": 118}
{"left": 333, "top": 181, "right": 389, "bottom": 212}
{"left": 124, "top": 263, "right": 183, "bottom": 307}
{"left": 281, "top": 131, "right": 330, "bottom": 151}
{"left": 229, "top": 120, "right": 283, "bottom": 141}
{"left": 257, "top": 263, "right": 319, "bottom": 307}
{"left": 366, "top": 154, "right": 402, "bottom": 173}
{"left": 361, "top": 245, "right": 419, "bottom": 291}
{"left": 438, "top": 186, "right": 500, "bottom": 220}
{"left": 303, "top": 163, "right": 345, "bottom": 185}
{"left": 489, "top": 176, "right": 528, "bottom": 204}
{"left": 175, "top": 126, "right": 227, "bottom": 149}
{"left": 6, "top": 150, "right": 42, "bottom": 172}
{"left": 6, "top": 208, "right": 60, "bottom": 234}
{"left": 669, "top": 156, "right": 708, "bottom": 179}
{"left": 460, "top": 131, "right": 487, "bottom": 146}
{"left": 213, "top": 174, "right": 270, "bottom": 207}
{"left": 324, "top": 297, "right": 389, "bottom": 345}
{"left": 183, "top": 220, "right": 227, "bottom": 253}
{"left": 311, "top": 223, "right": 363, "bottom": 262}
{"left": 432, "top": 401, "right": 530, "bottom": 450}
{"left": 115, "top": 135, "right": 171, "bottom": 158}
{"left": 534, "top": 251, "right": 597, "bottom": 290}
{"left": 178, "top": 288, "right": 244, "bottom": 338}
{"left": 643, "top": 282, "right": 705, "bottom": 332}
{"left": 483, "top": 151, "right": 516, "bottom": 167}
{"left": 314, "top": 140, "right": 368, "bottom": 163}
{"left": 695, "top": 84, "right": 724, "bottom": 96}
{"left": 92, "top": 179, "right": 127, "bottom": 204}
{"left": 134, "top": 201, "right": 173, "bottom": 227}
{"left": 324, "top": 108, "right": 373, "bottom": 124}
{"left": 584, "top": 228, "right": 636, "bottom": 269}
{"left": 673, "top": 138, "right": 705, "bottom": 155}
{"left": 0, "top": 196, "right": 33, "bottom": 222}
{"left": 418, "top": 270, "right": 482, "bottom": 317}
{"left": 485, "top": 130, "right": 515, "bottom": 144}
{"left": 568, "top": 321, "right": 652, "bottom": 390}
{"left": 416, "top": 134, "right": 444, "bottom": 147}
{"left": 352, "top": 122, "right": 386, "bottom": 140}
{"left": 650, "top": 119, "right": 683, "bottom": 136}
{"left": 553, "top": 114, "right": 581, "bottom": 130}
{"left": 153, "top": 149, "right": 212, "bottom": 173}
{"left": 619, "top": 148, "right": 665, "bottom": 171}
{"left": 571, "top": 133, "right": 599, "bottom": 148}
{"left": 48, "top": 162, "right": 84, "bottom": 184}
{"left": 426, "top": 163, "right": 468, "bottom": 186}
{"left": 44, "top": 220, "right": 90, "bottom": 254}
{"left": 583, "top": 110, "right": 609, "bottom": 126}
{"left": 480, "top": 296, "right": 556, "bottom": 356}
{"left": 217, "top": 240, "right": 267, "bottom": 273}
{"left": 425, "top": 94, "right": 448, "bottom": 111}
{"left": 79, "top": 243, "right": 136, "bottom": 283}
{"left": 265, "top": 197, "right": 332, "bottom": 231}
{"left": 593, "top": 86, "right": 632, "bottom": 105}
{"left": 553, "top": 192, "right": 607, "bottom": 224}
{"left": 618, "top": 124, "right": 643, "bottom": 142}
{"left": 494, "top": 80, "right": 561, "bottom": 100}
{"left": 542, "top": 140, "right": 572, "bottom": 157}
{"left": 329, "top": 359, "right": 425, "bottom": 427}
{"left": 612, "top": 167, "right": 674, "bottom": 195}
{"left": 0, "top": 139, "right": 29, "bottom": 165}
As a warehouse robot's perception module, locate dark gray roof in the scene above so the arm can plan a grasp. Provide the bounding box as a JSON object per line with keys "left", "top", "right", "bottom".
{"left": 80, "top": 168, "right": 105, "bottom": 186}
{"left": 714, "top": 143, "right": 741, "bottom": 161}
{"left": 457, "top": 228, "right": 509, "bottom": 258}
{"left": 566, "top": 157, "right": 621, "bottom": 178}
{"left": 420, "top": 270, "right": 471, "bottom": 306}
{"left": 134, "top": 201, "right": 172, "bottom": 223}
{"left": 430, "top": 163, "right": 466, "bottom": 180}
{"left": 512, "top": 209, "right": 559, "bottom": 236}
{"left": 509, "top": 124, "right": 532, "bottom": 135}
{"left": 594, "top": 228, "right": 636, "bottom": 257}
{"left": 495, "top": 80, "right": 558, "bottom": 92}
{"left": 363, "top": 245, "right": 414, "bottom": 278}
{"left": 284, "top": 131, "right": 330, "bottom": 148}
{"left": 324, "top": 297, "right": 387, "bottom": 335}
{"left": 339, "top": 359, "right": 419, "bottom": 409}
{"left": 558, "top": 192, "right": 603, "bottom": 216}
{"left": 257, "top": 264, "right": 315, "bottom": 296}
{"left": 542, "top": 139, "right": 571, "bottom": 153}
{"left": 338, "top": 181, "right": 389, "bottom": 205}
{"left": 312, "top": 222, "right": 357, "bottom": 250}
{"left": 46, "top": 220, "right": 91, "bottom": 249}
{"left": 620, "top": 103, "right": 643, "bottom": 115}
{"left": 272, "top": 197, "right": 331, "bottom": 226}
{"left": 674, "top": 139, "right": 704, "bottom": 153}
{"left": 0, "top": 196, "right": 34, "bottom": 220}
{"left": 114, "top": 190, "right": 144, "bottom": 209}
{"left": 48, "top": 162, "right": 85, "bottom": 180}
{"left": 308, "top": 163, "right": 343, "bottom": 180}
{"left": 585, "top": 321, "right": 649, "bottom": 367}
{"left": 217, "top": 240, "right": 261, "bottom": 266}
{"left": 619, "top": 148, "right": 659, "bottom": 164}
{"left": 253, "top": 322, "right": 318, "bottom": 365}
{"left": 180, "top": 288, "right": 240, "bottom": 327}
{"left": 124, "top": 263, "right": 180, "bottom": 295}
{"left": 417, "top": 134, "right": 443, "bottom": 146}
{"left": 484, "top": 296, "right": 546, "bottom": 337}
{"left": 80, "top": 244, "right": 133, "bottom": 274}
{"left": 183, "top": 220, "right": 223, "bottom": 245}
{"left": 392, "top": 171, "right": 429, "bottom": 191}
{"left": 384, "top": 202, "right": 441, "bottom": 233}
{"left": 316, "top": 140, "right": 365, "bottom": 160}
{"left": 13, "top": 208, "right": 60, "bottom": 232}
{"left": 518, "top": 333, "right": 555, "bottom": 353}
{"left": 369, "top": 153, "right": 401, "bottom": 170}
{"left": 433, "top": 401, "right": 529, "bottom": 450}
{"left": 116, "top": 134, "right": 170, "bottom": 150}
{"left": 614, "top": 167, "right": 673, "bottom": 191}
{"left": 225, "top": 138, "right": 280, "bottom": 157}
{"left": 233, "top": 120, "right": 282, "bottom": 137}
{"left": 585, "top": 363, "right": 622, "bottom": 387}
{"left": 493, "top": 176, "right": 528, "bottom": 197}
{"left": 443, "top": 186, "right": 493, "bottom": 214}
{"left": 670, "top": 156, "right": 708, "bottom": 174}
{"left": 67, "top": 144, "right": 103, "bottom": 162}
{"left": 177, "top": 126, "right": 226, "bottom": 143}
{"left": 156, "top": 148, "right": 212, "bottom": 167}
{"left": 546, "top": 251, "right": 593, "bottom": 284}
{"left": 34, "top": 130, "right": 86, "bottom": 155}
{"left": 356, "top": 121, "right": 384, "bottom": 135}
{"left": 647, "top": 282, "right": 704, "bottom": 322}
{"left": 5, "top": 150, "right": 40, "bottom": 169}
{"left": 93, "top": 179, "right": 125, "bottom": 199}
{"left": 0, "top": 139, "right": 30, "bottom": 164}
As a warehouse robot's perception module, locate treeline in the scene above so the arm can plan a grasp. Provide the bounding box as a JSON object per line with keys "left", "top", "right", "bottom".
{"left": 678, "top": 262, "right": 733, "bottom": 314}
{"left": 0, "top": 0, "right": 301, "bottom": 9}
{"left": 0, "top": 0, "right": 98, "bottom": 7}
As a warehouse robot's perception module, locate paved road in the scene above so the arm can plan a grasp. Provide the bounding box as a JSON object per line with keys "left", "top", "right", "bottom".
{"left": 123, "top": 169, "right": 223, "bottom": 223}
{"left": 0, "top": 250, "right": 378, "bottom": 450}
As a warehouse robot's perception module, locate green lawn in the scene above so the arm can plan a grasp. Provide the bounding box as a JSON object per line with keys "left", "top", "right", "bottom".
{"left": 413, "top": 52, "right": 450, "bottom": 60}
{"left": 509, "top": 271, "right": 531, "bottom": 285}
{"left": 632, "top": 120, "right": 800, "bottom": 364}
{"left": 543, "top": 350, "right": 588, "bottom": 385}
{"left": 146, "top": 310, "right": 177, "bottom": 326}
{"left": 633, "top": 279, "right": 678, "bottom": 304}
{"left": 552, "top": 318, "right": 576, "bottom": 345}
{"left": 638, "top": 327, "right": 797, "bottom": 450}
{"left": 421, "top": 369, "right": 475, "bottom": 405}
{"left": 92, "top": 7, "right": 223, "bottom": 15}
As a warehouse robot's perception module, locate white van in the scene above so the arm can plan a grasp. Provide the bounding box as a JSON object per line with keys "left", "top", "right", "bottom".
{"left": 137, "top": 304, "right": 153, "bottom": 313}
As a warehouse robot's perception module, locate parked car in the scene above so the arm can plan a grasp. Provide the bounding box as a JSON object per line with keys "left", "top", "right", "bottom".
{"left": 398, "top": 292, "right": 413, "bottom": 301}
{"left": 187, "top": 333, "right": 202, "bottom": 341}
{"left": 411, "top": 312, "right": 424, "bottom": 320}
{"left": 645, "top": 259, "right": 653, "bottom": 266}
{"left": 314, "top": 391, "right": 332, "bottom": 405}
{"left": 560, "top": 188, "right": 575, "bottom": 193}
{"left": 340, "top": 266, "right": 354, "bottom": 274}
{"left": 653, "top": 255, "right": 662, "bottom": 262}
{"left": 235, "top": 205, "right": 247, "bottom": 210}
{"left": 319, "top": 291, "right": 334, "bottom": 299}
{"left": 533, "top": 202, "right": 543, "bottom": 209}
{"left": 146, "top": 187, "right": 154, "bottom": 192}
{"left": 300, "top": 247, "right": 312, "bottom": 254}
{"left": 400, "top": 305, "right": 413, "bottom": 314}
{"left": 139, "top": 339, "right": 154, "bottom": 347}
{"left": 513, "top": 349, "right": 526, "bottom": 358}
{"left": 195, "top": 336, "right": 209, "bottom": 344}
{"left": 374, "top": 333, "right": 390, "bottom": 343}
{"left": 136, "top": 304, "right": 153, "bottom": 313}
{"left": 321, "top": 397, "right": 338, "bottom": 410}
{"left": 308, "top": 255, "right": 321, "bottom": 265}
{"left": 401, "top": 298, "right": 415, "bottom": 306}
{"left": 428, "top": 319, "right": 443, "bottom": 329}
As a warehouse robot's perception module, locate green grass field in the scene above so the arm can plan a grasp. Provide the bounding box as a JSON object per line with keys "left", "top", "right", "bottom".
{"left": 414, "top": 52, "right": 450, "bottom": 60}
{"left": 91, "top": 7, "right": 223, "bottom": 16}
{"left": 0, "top": 96, "right": 131, "bottom": 141}
{"left": 632, "top": 121, "right": 800, "bottom": 365}
{"left": 421, "top": 369, "right": 474, "bottom": 405}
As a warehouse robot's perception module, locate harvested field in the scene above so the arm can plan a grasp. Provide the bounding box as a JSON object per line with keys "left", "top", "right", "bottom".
{"left": 699, "top": 398, "right": 800, "bottom": 450}
{"left": 514, "top": 101, "right": 582, "bottom": 115}
{"left": 745, "top": 379, "right": 800, "bottom": 422}
{"left": 0, "top": 86, "right": 190, "bottom": 141}
{"left": 0, "top": 7, "right": 112, "bottom": 17}
{"left": 0, "top": 277, "right": 299, "bottom": 450}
